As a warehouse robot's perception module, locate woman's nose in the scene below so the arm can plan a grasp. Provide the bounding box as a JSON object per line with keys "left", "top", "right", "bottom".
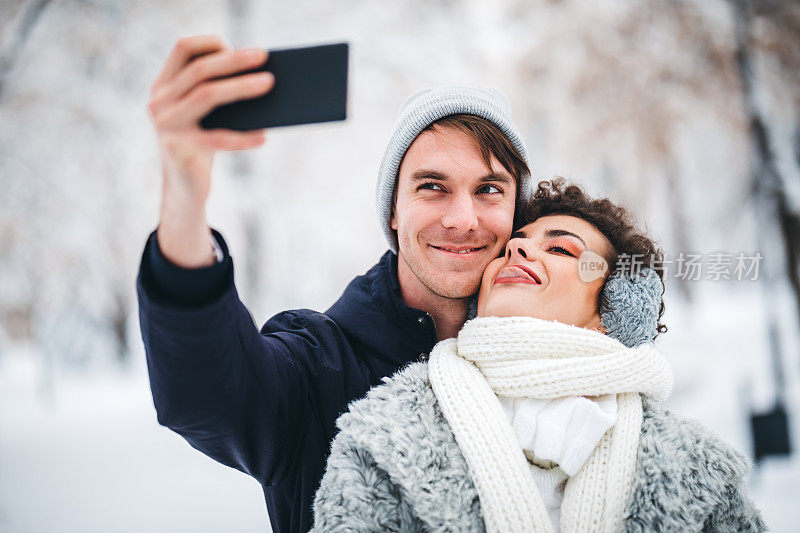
{"left": 506, "top": 238, "right": 534, "bottom": 261}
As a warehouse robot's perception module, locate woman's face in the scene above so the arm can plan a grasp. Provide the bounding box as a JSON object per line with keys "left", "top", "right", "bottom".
{"left": 477, "top": 215, "right": 614, "bottom": 330}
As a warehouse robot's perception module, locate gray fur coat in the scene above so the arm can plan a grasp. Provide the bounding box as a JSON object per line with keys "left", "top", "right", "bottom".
{"left": 312, "top": 362, "right": 766, "bottom": 532}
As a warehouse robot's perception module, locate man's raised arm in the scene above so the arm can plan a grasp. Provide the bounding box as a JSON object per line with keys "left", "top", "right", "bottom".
{"left": 136, "top": 35, "right": 301, "bottom": 485}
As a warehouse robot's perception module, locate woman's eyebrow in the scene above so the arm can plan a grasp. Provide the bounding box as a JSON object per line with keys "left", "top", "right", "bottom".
{"left": 544, "top": 228, "right": 586, "bottom": 246}
{"left": 511, "top": 230, "right": 527, "bottom": 239}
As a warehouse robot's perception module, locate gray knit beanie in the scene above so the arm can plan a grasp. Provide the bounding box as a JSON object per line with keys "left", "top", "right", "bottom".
{"left": 376, "top": 86, "right": 532, "bottom": 253}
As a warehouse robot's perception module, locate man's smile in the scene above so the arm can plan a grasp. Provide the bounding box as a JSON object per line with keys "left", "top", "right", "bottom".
{"left": 429, "top": 244, "right": 487, "bottom": 256}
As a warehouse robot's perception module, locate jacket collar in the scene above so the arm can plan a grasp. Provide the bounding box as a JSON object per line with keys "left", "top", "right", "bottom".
{"left": 326, "top": 251, "right": 437, "bottom": 381}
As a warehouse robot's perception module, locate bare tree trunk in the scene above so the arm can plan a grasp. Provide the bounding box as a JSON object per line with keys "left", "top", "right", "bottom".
{"left": 665, "top": 160, "right": 692, "bottom": 300}
{"left": 111, "top": 288, "right": 129, "bottom": 364}
{"left": 733, "top": 0, "right": 797, "bottom": 400}
{"left": 0, "top": 0, "right": 52, "bottom": 99}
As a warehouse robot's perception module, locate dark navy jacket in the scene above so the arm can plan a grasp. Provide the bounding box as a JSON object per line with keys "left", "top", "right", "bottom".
{"left": 136, "top": 228, "right": 438, "bottom": 533}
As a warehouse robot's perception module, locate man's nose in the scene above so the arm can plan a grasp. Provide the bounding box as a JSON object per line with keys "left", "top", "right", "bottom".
{"left": 441, "top": 193, "right": 479, "bottom": 232}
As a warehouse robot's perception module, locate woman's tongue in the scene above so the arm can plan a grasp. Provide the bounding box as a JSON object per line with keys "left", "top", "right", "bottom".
{"left": 496, "top": 266, "right": 538, "bottom": 284}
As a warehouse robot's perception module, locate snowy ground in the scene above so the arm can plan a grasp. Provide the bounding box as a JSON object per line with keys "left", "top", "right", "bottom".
{"left": 1, "top": 284, "right": 799, "bottom": 532}
{"left": 0, "top": 349, "right": 267, "bottom": 532}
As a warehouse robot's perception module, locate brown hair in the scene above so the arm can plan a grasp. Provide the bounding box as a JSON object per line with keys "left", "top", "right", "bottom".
{"left": 520, "top": 178, "right": 667, "bottom": 335}
{"left": 390, "top": 114, "right": 530, "bottom": 231}
{"left": 422, "top": 114, "right": 529, "bottom": 189}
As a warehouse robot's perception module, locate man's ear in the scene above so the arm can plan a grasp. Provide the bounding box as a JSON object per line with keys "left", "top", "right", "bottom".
{"left": 390, "top": 206, "right": 398, "bottom": 230}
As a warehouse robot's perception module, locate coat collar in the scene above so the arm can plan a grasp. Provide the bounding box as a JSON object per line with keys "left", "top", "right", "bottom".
{"left": 325, "top": 251, "right": 437, "bottom": 380}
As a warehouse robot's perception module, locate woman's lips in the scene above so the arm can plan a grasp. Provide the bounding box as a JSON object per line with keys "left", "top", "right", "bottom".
{"left": 494, "top": 264, "right": 542, "bottom": 285}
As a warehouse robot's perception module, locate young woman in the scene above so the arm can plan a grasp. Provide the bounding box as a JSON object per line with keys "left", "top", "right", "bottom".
{"left": 311, "top": 179, "right": 765, "bottom": 533}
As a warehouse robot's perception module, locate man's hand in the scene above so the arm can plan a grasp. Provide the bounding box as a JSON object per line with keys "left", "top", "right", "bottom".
{"left": 148, "top": 35, "right": 274, "bottom": 268}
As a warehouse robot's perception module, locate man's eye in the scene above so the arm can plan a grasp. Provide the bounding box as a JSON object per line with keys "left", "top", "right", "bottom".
{"left": 477, "top": 185, "right": 502, "bottom": 194}
{"left": 547, "top": 245, "right": 574, "bottom": 257}
{"left": 419, "top": 183, "right": 444, "bottom": 191}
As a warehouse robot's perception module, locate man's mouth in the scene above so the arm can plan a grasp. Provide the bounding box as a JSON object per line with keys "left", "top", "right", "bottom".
{"left": 494, "top": 264, "right": 542, "bottom": 285}
{"left": 429, "top": 245, "right": 486, "bottom": 255}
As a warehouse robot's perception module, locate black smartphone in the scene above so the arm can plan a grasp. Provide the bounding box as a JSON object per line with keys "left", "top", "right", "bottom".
{"left": 199, "top": 42, "right": 348, "bottom": 131}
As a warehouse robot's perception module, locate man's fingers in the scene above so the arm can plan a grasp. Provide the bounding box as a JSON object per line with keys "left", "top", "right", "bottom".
{"left": 165, "top": 71, "right": 275, "bottom": 126}
{"left": 151, "top": 35, "right": 230, "bottom": 91}
{"left": 152, "top": 48, "right": 269, "bottom": 107}
{"left": 187, "top": 129, "right": 267, "bottom": 151}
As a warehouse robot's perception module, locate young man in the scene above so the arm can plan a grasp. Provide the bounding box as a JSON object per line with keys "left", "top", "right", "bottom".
{"left": 138, "top": 35, "right": 530, "bottom": 533}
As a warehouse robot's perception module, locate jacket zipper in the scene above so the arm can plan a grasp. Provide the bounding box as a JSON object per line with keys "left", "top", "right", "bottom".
{"left": 425, "top": 311, "right": 438, "bottom": 343}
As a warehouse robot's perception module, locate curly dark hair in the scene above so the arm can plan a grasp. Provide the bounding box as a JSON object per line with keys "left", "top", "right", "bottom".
{"left": 519, "top": 178, "right": 667, "bottom": 335}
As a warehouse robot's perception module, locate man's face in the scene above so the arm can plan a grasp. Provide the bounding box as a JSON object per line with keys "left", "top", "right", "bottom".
{"left": 391, "top": 125, "right": 517, "bottom": 299}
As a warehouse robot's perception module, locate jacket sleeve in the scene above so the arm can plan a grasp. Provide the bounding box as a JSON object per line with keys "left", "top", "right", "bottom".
{"left": 136, "top": 228, "right": 348, "bottom": 486}
{"left": 144, "top": 227, "right": 231, "bottom": 306}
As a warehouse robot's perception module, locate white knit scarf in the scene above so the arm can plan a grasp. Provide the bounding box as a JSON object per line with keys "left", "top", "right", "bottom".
{"left": 428, "top": 316, "right": 673, "bottom": 533}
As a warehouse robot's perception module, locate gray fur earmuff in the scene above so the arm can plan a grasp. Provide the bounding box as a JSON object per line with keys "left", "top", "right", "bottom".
{"left": 600, "top": 267, "right": 663, "bottom": 348}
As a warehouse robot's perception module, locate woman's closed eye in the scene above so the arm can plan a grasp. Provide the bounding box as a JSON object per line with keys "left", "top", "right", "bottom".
{"left": 547, "top": 245, "right": 575, "bottom": 257}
